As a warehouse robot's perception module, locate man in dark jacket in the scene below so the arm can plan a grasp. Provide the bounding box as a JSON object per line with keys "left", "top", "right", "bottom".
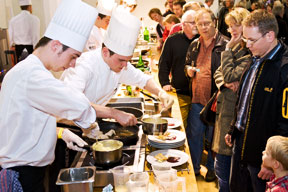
{"left": 158, "top": 10, "right": 198, "bottom": 129}
{"left": 184, "top": 8, "right": 229, "bottom": 182}
{"left": 225, "top": 10, "right": 288, "bottom": 192}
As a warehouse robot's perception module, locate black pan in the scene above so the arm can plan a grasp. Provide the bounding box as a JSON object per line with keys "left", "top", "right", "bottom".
{"left": 113, "top": 107, "right": 143, "bottom": 119}
{"left": 97, "top": 121, "right": 139, "bottom": 146}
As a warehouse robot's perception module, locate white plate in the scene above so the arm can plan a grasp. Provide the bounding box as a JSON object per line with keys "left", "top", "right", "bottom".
{"left": 148, "top": 141, "right": 185, "bottom": 149}
{"left": 146, "top": 149, "right": 189, "bottom": 167}
{"left": 162, "top": 117, "right": 182, "bottom": 129}
{"left": 148, "top": 130, "right": 185, "bottom": 144}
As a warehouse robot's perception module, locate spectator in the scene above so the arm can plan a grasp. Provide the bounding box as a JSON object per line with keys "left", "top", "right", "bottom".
{"left": 225, "top": 10, "right": 288, "bottom": 192}
{"left": 263, "top": 136, "right": 288, "bottom": 192}
{"left": 169, "top": 1, "right": 201, "bottom": 36}
{"left": 218, "top": 0, "right": 234, "bottom": 38}
{"left": 148, "top": 8, "right": 165, "bottom": 47}
{"left": 162, "top": 14, "right": 180, "bottom": 42}
{"left": 185, "top": 8, "right": 229, "bottom": 182}
{"left": 272, "top": 1, "right": 288, "bottom": 45}
{"left": 173, "top": 0, "right": 186, "bottom": 19}
{"left": 158, "top": 10, "right": 198, "bottom": 129}
{"left": 213, "top": 7, "right": 251, "bottom": 192}
{"left": 163, "top": 0, "right": 175, "bottom": 17}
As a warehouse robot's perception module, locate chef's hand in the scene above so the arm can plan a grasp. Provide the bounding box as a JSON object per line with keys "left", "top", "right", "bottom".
{"left": 61, "top": 129, "right": 88, "bottom": 152}
{"left": 258, "top": 164, "right": 273, "bottom": 180}
{"left": 225, "top": 133, "right": 233, "bottom": 147}
{"left": 114, "top": 109, "right": 138, "bottom": 127}
{"left": 163, "top": 85, "right": 173, "bottom": 92}
{"left": 158, "top": 90, "right": 174, "bottom": 111}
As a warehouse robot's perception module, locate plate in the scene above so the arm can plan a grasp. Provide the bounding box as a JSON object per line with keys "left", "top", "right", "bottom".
{"left": 148, "top": 130, "right": 185, "bottom": 144}
{"left": 146, "top": 149, "right": 189, "bottom": 167}
{"left": 162, "top": 117, "right": 182, "bottom": 129}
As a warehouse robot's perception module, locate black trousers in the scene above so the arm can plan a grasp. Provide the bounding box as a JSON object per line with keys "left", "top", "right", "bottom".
{"left": 230, "top": 132, "right": 267, "bottom": 192}
{"left": 15, "top": 44, "right": 33, "bottom": 63}
{"left": 0, "top": 165, "right": 46, "bottom": 192}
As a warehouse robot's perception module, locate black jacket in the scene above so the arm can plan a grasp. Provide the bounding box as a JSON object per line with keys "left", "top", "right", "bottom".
{"left": 231, "top": 41, "right": 288, "bottom": 166}
{"left": 184, "top": 32, "right": 229, "bottom": 97}
{"left": 158, "top": 32, "right": 198, "bottom": 96}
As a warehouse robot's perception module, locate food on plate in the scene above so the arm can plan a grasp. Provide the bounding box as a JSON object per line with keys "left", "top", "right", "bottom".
{"left": 154, "top": 153, "right": 168, "bottom": 162}
{"left": 167, "top": 156, "right": 180, "bottom": 163}
{"left": 168, "top": 123, "right": 175, "bottom": 126}
{"left": 157, "top": 132, "right": 176, "bottom": 141}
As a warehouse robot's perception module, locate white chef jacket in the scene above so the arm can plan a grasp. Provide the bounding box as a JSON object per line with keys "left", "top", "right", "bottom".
{"left": 8, "top": 10, "right": 40, "bottom": 47}
{"left": 0, "top": 55, "right": 96, "bottom": 169}
{"left": 61, "top": 48, "right": 152, "bottom": 105}
{"left": 85, "top": 26, "right": 106, "bottom": 51}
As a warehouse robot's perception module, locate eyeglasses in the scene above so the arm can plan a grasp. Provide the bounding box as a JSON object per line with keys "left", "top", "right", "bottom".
{"left": 196, "top": 22, "right": 212, "bottom": 28}
{"left": 183, "top": 21, "right": 196, "bottom": 25}
{"left": 242, "top": 32, "right": 268, "bottom": 45}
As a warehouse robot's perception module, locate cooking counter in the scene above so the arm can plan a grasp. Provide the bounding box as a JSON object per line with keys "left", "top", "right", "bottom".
{"left": 68, "top": 44, "right": 198, "bottom": 192}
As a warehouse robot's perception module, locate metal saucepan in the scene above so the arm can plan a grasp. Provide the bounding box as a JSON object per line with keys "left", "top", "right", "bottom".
{"left": 84, "top": 139, "right": 123, "bottom": 165}
{"left": 140, "top": 117, "right": 168, "bottom": 135}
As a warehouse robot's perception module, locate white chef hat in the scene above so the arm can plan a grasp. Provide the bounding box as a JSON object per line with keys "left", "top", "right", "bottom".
{"left": 19, "top": 0, "right": 32, "bottom": 6}
{"left": 124, "top": 0, "right": 137, "bottom": 5}
{"left": 103, "top": 7, "right": 140, "bottom": 56}
{"left": 97, "top": 0, "right": 116, "bottom": 16}
{"left": 44, "top": 0, "right": 98, "bottom": 52}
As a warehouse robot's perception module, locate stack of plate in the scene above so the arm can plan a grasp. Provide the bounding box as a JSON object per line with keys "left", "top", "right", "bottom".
{"left": 148, "top": 130, "right": 186, "bottom": 149}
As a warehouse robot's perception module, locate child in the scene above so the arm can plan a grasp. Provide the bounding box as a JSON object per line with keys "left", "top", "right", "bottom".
{"left": 262, "top": 135, "right": 288, "bottom": 191}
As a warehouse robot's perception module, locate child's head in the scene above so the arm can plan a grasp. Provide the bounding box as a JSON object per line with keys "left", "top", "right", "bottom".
{"left": 262, "top": 136, "right": 288, "bottom": 171}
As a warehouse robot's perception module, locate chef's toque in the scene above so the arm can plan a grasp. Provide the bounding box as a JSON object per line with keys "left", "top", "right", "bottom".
{"left": 19, "top": 0, "right": 32, "bottom": 6}
{"left": 103, "top": 7, "right": 140, "bottom": 56}
{"left": 97, "top": 0, "right": 116, "bottom": 16}
{"left": 44, "top": 0, "right": 98, "bottom": 52}
{"left": 124, "top": 0, "right": 137, "bottom": 5}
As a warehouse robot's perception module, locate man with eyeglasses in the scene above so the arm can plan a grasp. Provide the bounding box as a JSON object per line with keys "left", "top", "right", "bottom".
{"left": 184, "top": 8, "right": 229, "bottom": 182}
{"left": 158, "top": 10, "right": 198, "bottom": 130}
{"left": 225, "top": 10, "right": 288, "bottom": 191}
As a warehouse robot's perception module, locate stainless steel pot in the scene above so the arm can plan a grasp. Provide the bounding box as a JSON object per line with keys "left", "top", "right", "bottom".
{"left": 90, "top": 140, "right": 123, "bottom": 165}
{"left": 141, "top": 117, "right": 168, "bottom": 135}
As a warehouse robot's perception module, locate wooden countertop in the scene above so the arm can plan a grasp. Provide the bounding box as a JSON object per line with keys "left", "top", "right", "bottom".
{"left": 143, "top": 62, "right": 198, "bottom": 192}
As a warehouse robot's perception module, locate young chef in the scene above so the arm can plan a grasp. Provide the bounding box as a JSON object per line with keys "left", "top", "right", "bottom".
{"left": 85, "top": 0, "right": 115, "bottom": 51}
{"left": 0, "top": 0, "right": 104, "bottom": 191}
{"left": 8, "top": 0, "right": 40, "bottom": 63}
{"left": 61, "top": 7, "right": 174, "bottom": 121}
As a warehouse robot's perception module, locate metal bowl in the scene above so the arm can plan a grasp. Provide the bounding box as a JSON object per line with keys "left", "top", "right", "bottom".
{"left": 141, "top": 117, "right": 168, "bottom": 135}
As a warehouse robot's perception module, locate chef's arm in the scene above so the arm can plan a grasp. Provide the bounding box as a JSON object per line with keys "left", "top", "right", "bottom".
{"left": 57, "top": 127, "right": 87, "bottom": 151}
{"left": 90, "top": 103, "right": 137, "bottom": 126}
{"left": 143, "top": 78, "right": 174, "bottom": 110}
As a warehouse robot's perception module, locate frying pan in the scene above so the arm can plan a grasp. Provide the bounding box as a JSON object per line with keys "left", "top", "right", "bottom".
{"left": 97, "top": 121, "right": 139, "bottom": 146}
{"left": 113, "top": 106, "right": 143, "bottom": 119}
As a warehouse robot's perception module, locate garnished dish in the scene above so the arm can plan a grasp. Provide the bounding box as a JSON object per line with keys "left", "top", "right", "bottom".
{"left": 154, "top": 153, "right": 180, "bottom": 163}
{"left": 157, "top": 132, "right": 177, "bottom": 141}
{"left": 147, "top": 149, "right": 189, "bottom": 167}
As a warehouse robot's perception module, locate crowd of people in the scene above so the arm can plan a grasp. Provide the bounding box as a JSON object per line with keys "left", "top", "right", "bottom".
{"left": 155, "top": 0, "right": 288, "bottom": 191}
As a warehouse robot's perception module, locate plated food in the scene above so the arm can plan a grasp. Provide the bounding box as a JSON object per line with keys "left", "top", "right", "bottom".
{"left": 147, "top": 149, "right": 189, "bottom": 167}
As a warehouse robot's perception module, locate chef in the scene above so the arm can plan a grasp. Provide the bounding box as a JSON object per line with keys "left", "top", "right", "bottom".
{"left": 0, "top": 0, "right": 101, "bottom": 191}
{"left": 85, "top": 0, "right": 115, "bottom": 51}
{"left": 61, "top": 7, "right": 174, "bottom": 121}
{"left": 8, "top": 0, "right": 40, "bottom": 63}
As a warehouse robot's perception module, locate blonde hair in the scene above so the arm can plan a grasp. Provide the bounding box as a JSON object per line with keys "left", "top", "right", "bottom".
{"left": 225, "top": 7, "right": 250, "bottom": 26}
{"left": 266, "top": 136, "right": 288, "bottom": 170}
